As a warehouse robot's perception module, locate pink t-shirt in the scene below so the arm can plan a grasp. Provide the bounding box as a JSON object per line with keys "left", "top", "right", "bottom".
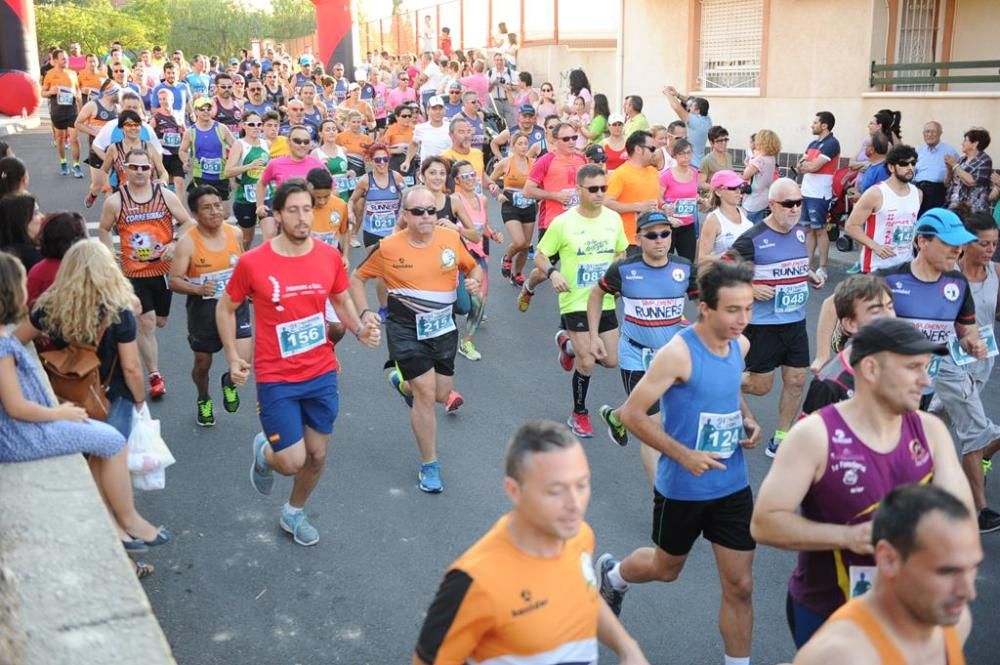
{"left": 370, "top": 83, "right": 389, "bottom": 119}
{"left": 387, "top": 87, "right": 417, "bottom": 112}
{"left": 260, "top": 155, "right": 327, "bottom": 190}
{"left": 659, "top": 167, "right": 700, "bottom": 226}
{"left": 459, "top": 73, "right": 489, "bottom": 106}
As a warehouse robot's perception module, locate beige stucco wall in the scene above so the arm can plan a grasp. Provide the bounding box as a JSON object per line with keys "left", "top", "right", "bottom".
{"left": 516, "top": 44, "right": 617, "bottom": 105}
{"left": 619, "top": 0, "right": 1000, "bottom": 157}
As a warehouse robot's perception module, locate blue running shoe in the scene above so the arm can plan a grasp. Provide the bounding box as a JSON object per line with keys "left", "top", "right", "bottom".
{"left": 419, "top": 461, "right": 443, "bottom": 493}
{"left": 59, "top": 163, "right": 70, "bottom": 176}
{"left": 765, "top": 436, "right": 781, "bottom": 458}
{"left": 250, "top": 433, "right": 275, "bottom": 495}
{"left": 280, "top": 510, "right": 320, "bottom": 546}
{"left": 596, "top": 553, "right": 628, "bottom": 616}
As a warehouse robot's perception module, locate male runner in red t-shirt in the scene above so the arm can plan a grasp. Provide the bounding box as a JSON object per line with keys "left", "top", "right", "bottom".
{"left": 217, "top": 179, "right": 380, "bottom": 546}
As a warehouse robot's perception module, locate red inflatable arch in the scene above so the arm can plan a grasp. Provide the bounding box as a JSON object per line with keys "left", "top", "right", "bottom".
{"left": 0, "top": 0, "right": 354, "bottom": 118}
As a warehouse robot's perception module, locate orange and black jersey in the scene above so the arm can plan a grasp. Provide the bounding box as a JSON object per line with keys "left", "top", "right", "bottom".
{"left": 414, "top": 515, "right": 600, "bottom": 665}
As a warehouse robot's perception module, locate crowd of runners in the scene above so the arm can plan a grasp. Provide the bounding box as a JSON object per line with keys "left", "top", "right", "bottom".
{"left": 1, "top": 34, "right": 999, "bottom": 664}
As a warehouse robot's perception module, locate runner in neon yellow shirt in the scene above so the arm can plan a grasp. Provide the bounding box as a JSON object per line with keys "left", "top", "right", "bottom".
{"left": 534, "top": 164, "right": 628, "bottom": 438}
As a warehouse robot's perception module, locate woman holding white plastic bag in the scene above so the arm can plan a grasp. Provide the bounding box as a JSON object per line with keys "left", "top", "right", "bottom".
{"left": 15, "top": 240, "right": 171, "bottom": 555}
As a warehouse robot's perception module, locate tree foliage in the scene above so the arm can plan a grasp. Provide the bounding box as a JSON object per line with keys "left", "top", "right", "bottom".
{"left": 35, "top": 0, "right": 316, "bottom": 60}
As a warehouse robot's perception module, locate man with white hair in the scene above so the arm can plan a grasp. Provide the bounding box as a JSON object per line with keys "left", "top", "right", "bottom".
{"left": 732, "top": 178, "right": 826, "bottom": 457}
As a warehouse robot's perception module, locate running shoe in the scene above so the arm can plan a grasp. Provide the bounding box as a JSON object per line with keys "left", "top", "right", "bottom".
{"left": 527, "top": 245, "right": 535, "bottom": 261}
{"left": 512, "top": 273, "right": 525, "bottom": 287}
{"left": 149, "top": 372, "right": 166, "bottom": 400}
{"left": 983, "top": 457, "right": 993, "bottom": 475}
{"left": 280, "top": 510, "right": 320, "bottom": 546}
{"left": 444, "top": 390, "right": 464, "bottom": 414}
{"left": 978, "top": 507, "right": 1000, "bottom": 534}
{"left": 378, "top": 306, "right": 389, "bottom": 322}
{"left": 846, "top": 261, "right": 862, "bottom": 274}
{"left": 84, "top": 191, "right": 97, "bottom": 208}
{"left": 385, "top": 366, "right": 413, "bottom": 407}
{"left": 517, "top": 287, "right": 533, "bottom": 312}
{"left": 220, "top": 372, "right": 240, "bottom": 413}
{"left": 599, "top": 405, "right": 629, "bottom": 447}
{"left": 196, "top": 397, "right": 215, "bottom": 427}
{"left": 59, "top": 163, "right": 70, "bottom": 176}
{"left": 501, "top": 254, "right": 513, "bottom": 279}
{"left": 555, "top": 329, "right": 574, "bottom": 371}
{"left": 349, "top": 237, "right": 362, "bottom": 248}
{"left": 458, "top": 339, "right": 482, "bottom": 361}
{"left": 765, "top": 436, "right": 781, "bottom": 458}
{"left": 418, "top": 461, "right": 443, "bottom": 493}
{"left": 250, "top": 432, "right": 275, "bottom": 495}
{"left": 568, "top": 411, "right": 594, "bottom": 438}
{"left": 72, "top": 164, "right": 84, "bottom": 179}
{"left": 596, "top": 553, "right": 628, "bottom": 616}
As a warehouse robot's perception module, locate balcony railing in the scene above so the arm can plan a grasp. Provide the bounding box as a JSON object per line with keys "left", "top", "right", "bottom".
{"left": 870, "top": 60, "right": 1000, "bottom": 88}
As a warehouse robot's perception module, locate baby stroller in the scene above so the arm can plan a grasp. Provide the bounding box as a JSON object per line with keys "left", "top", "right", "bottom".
{"left": 829, "top": 167, "right": 860, "bottom": 251}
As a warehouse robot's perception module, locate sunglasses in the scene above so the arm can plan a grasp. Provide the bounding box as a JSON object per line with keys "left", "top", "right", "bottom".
{"left": 245, "top": 121, "right": 262, "bottom": 127}
{"left": 894, "top": 159, "right": 917, "bottom": 167}
{"left": 723, "top": 186, "right": 743, "bottom": 191}
{"left": 584, "top": 185, "right": 608, "bottom": 193}
{"left": 219, "top": 84, "right": 233, "bottom": 89}
{"left": 641, "top": 230, "right": 672, "bottom": 240}
{"left": 121, "top": 122, "right": 140, "bottom": 128}
{"left": 776, "top": 199, "right": 803, "bottom": 208}
{"left": 373, "top": 156, "right": 390, "bottom": 164}
{"left": 541, "top": 87, "right": 553, "bottom": 92}
{"left": 290, "top": 138, "right": 311, "bottom": 146}
{"left": 457, "top": 172, "right": 477, "bottom": 180}
{"left": 406, "top": 206, "right": 436, "bottom": 216}
{"left": 398, "top": 114, "right": 412, "bottom": 119}
{"left": 126, "top": 163, "right": 151, "bottom": 171}
{"left": 249, "top": 87, "right": 263, "bottom": 92}
{"left": 559, "top": 135, "right": 579, "bottom": 143}
{"left": 196, "top": 106, "right": 212, "bottom": 111}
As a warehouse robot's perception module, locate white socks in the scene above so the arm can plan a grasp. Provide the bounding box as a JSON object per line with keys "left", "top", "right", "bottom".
{"left": 724, "top": 656, "right": 749, "bottom": 665}
{"left": 283, "top": 503, "right": 303, "bottom": 516}
{"left": 608, "top": 562, "right": 628, "bottom": 591}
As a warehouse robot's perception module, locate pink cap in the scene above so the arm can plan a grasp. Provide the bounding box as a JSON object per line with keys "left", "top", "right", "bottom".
{"left": 710, "top": 170, "right": 744, "bottom": 189}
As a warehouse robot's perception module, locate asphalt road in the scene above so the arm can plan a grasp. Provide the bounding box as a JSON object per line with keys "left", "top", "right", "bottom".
{"left": 8, "top": 128, "right": 1000, "bottom": 665}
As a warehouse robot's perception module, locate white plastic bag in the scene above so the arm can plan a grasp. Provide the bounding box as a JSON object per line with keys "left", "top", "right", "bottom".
{"left": 127, "top": 403, "right": 175, "bottom": 490}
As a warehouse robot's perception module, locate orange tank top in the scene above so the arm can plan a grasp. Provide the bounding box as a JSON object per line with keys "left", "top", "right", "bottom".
{"left": 185, "top": 223, "right": 241, "bottom": 280}
{"left": 117, "top": 184, "right": 175, "bottom": 278}
{"left": 502, "top": 156, "right": 533, "bottom": 190}
{"left": 828, "top": 597, "right": 965, "bottom": 665}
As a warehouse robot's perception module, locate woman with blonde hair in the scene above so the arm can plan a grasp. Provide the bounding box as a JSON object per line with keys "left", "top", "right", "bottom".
{"left": 742, "top": 128, "right": 781, "bottom": 223}
{"left": 16, "top": 240, "right": 170, "bottom": 554}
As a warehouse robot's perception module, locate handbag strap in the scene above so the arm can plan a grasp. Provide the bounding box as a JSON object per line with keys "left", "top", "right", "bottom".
{"left": 95, "top": 321, "right": 118, "bottom": 391}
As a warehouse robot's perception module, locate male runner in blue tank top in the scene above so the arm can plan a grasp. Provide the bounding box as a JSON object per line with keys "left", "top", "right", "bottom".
{"left": 592, "top": 210, "right": 698, "bottom": 484}
{"left": 595, "top": 259, "right": 761, "bottom": 665}
{"left": 751, "top": 317, "right": 973, "bottom": 649}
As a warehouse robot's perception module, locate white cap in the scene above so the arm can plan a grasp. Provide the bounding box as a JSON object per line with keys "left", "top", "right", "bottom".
{"left": 609, "top": 112, "right": 626, "bottom": 125}
{"left": 427, "top": 95, "right": 445, "bottom": 107}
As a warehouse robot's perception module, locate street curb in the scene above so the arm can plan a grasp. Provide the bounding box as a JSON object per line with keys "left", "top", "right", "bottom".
{"left": 0, "top": 114, "right": 41, "bottom": 137}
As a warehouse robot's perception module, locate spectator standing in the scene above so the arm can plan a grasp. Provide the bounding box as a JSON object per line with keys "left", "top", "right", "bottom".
{"left": 914, "top": 121, "right": 959, "bottom": 215}
{"left": 797, "top": 111, "right": 841, "bottom": 282}
{"left": 946, "top": 127, "right": 993, "bottom": 214}
{"left": 742, "top": 128, "right": 780, "bottom": 223}
{"left": 662, "top": 85, "right": 712, "bottom": 168}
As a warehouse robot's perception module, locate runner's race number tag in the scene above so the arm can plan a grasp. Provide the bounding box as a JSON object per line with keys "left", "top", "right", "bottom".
{"left": 198, "top": 156, "right": 223, "bottom": 176}
{"left": 57, "top": 87, "right": 74, "bottom": 106}
{"left": 576, "top": 262, "right": 607, "bottom": 288}
{"left": 512, "top": 191, "right": 534, "bottom": 208}
{"left": 313, "top": 231, "right": 337, "bottom": 247}
{"left": 949, "top": 325, "right": 999, "bottom": 366}
{"left": 243, "top": 184, "right": 258, "bottom": 203}
{"left": 276, "top": 313, "right": 326, "bottom": 358}
{"left": 162, "top": 132, "right": 182, "bottom": 148}
{"left": 695, "top": 410, "right": 743, "bottom": 460}
{"left": 416, "top": 306, "right": 456, "bottom": 340}
{"left": 774, "top": 282, "right": 809, "bottom": 314}
{"left": 334, "top": 173, "right": 358, "bottom": 193}
{"left": 672, "top": 198, "right": 698, "bottom": 217}
{"left": 368, "top": 212, "right": 396, "bottom": 234}
{"left": 199, "top": 268, "right": 234, "bottom": 300}
{"left": 563, "top": 188, "right": 580, "bottom": 209}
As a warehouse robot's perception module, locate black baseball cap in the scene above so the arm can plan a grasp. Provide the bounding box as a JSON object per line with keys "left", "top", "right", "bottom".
{"left": 849, "top": 318, "right": 948, "bottom": 367}
{"left": 637, "top": 211, "right": 671, "bottom": 230}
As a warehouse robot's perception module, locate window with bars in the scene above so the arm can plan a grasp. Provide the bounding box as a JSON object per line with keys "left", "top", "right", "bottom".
{"left": 698, "top": 0, "right": 764, "bottom": 90}
{"left": 895, "top": 0, "right": 940, "bottom": 91}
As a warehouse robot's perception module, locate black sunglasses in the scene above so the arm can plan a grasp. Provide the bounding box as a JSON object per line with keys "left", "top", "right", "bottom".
{"left": 893, "top": 159, "right": 917, "bottom": 167}
{"left": 776, "top": 199, "right": 803, "bottom": 208}
{"left": 398, "top": 114, "right": 412, "bottom": 118}
{"left": 559, "top": 135, "right": 579, "bottom": 143}
{"left": 290, "top": 137, "right": 311, "bottom": 145}
{"left": 584, "top": 185, "right": 608, "bottom": 193}
{"left": 406, "top": 206, "right": 436, "bottom": 216}
{"left": 641, "top": 229, "right": 672, "bottom": 240}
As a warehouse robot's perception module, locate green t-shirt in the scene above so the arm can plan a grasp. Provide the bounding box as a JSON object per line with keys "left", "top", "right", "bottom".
{"left": 624, "top": 112, "right": 649, "bottom": 139}
{"left": 235, "top": 139, "right": 270, "bottom": 205}
{"left": 587, "top": 115, "right": 608, "bottom": 146}
{"left": 537, "top": 206, "right": 628, "bottom": 314}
